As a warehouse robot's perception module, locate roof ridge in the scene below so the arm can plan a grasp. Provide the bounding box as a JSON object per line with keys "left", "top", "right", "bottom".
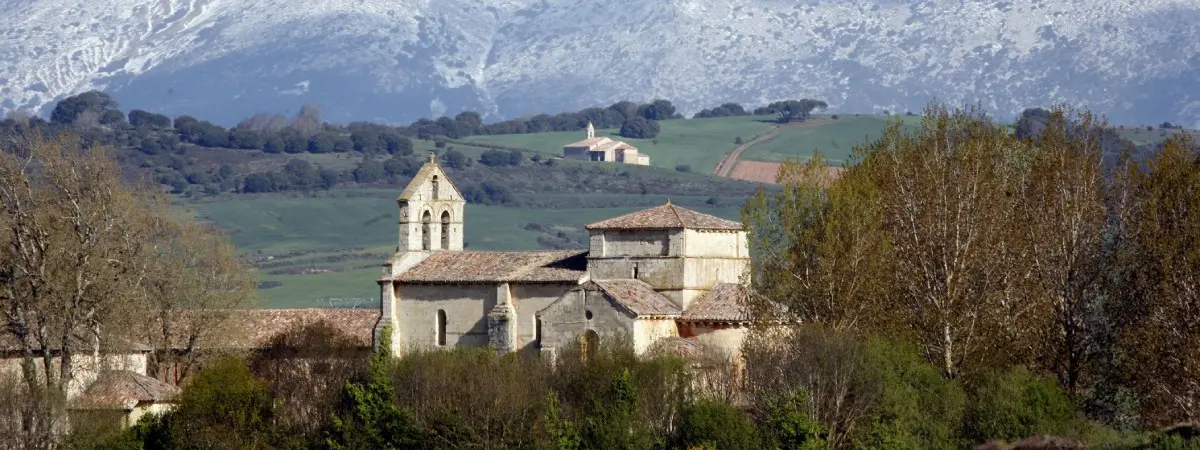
{"left": 667, "top": 203, "right": 683, "bottom": 227}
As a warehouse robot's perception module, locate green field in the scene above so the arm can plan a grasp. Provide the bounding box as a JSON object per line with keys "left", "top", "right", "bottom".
{"left": 463, "top": 115, "right": 774, "bottom": 173}
{"left": 189, "top": 190, "right": 743, "bottom": 308}
{"left": 741, "top": 115, "right": 922, "bottom": 166}
{"left": 1114, "top": 126, "right": 1200, "bottom": 147}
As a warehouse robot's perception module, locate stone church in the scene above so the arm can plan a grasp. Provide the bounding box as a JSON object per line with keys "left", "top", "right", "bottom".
{"left": 374, "top": 155, "right": 754, "bottom": 359}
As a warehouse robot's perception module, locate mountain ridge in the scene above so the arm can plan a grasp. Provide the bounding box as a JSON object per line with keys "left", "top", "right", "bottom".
{"left": 2, "top": 0, "right": 1198, "bottom": 126}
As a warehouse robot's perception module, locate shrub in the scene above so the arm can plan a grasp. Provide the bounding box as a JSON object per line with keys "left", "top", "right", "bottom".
{"left": 676, "top": 399, "right": 760, "bottom": 449}
{"left": 855, "top": 338, "right": 965, "bottom": 449}
{"left": 964, "top": 366, "right": 1076, "bottom": 444}
{"left": 675, "top": 164, "right": 692, "bottom": 173}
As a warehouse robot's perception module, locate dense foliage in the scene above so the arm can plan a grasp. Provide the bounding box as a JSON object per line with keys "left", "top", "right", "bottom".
{"left": 744, "top": 103, "right": 1200, "bottom": 438}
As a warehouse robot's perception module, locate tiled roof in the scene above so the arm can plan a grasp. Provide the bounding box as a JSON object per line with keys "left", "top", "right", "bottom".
{"left": 397, "top": 251, "right": 588, "bottom": 284}
{"left": 585, "top": 202, "right": 743, "bottom": 231}
{"left": 592, "top": 279, "right": 681, "bottom": 317}
{"left": 213, "top": 308, "right": 379, "bottom": 349}
{"left": 564, "top": 136, "right": 612, "bottom": 148}
{"left": 681, "top": 283, "right": 754, "bottom": 322}
{"left": 71, "top": 370, "right": 181, "bottom": 410}
{"left": 158, "top": 308, "right": 379, "bottom": 349}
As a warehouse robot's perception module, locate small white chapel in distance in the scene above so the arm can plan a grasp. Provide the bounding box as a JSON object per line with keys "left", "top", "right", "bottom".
{"left": 562, "top": 122, "right": 650, "bottom": 165}
{"left": 374, "top": 154, "right": 756, "bottom": 360}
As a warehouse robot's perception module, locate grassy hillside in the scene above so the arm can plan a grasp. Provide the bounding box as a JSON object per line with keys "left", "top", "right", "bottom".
{"left": 189, "top": 189, "right": 743, "bottom": 308}
{"left": 741, "top": 115, "right": 922, "bottom": 166}
{"left": 463, "top": 115, "right": 774, "bottom": 173}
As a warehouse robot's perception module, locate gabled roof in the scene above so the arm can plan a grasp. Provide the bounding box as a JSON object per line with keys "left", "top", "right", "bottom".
{"left": 585, "top": 202, "right": 743, "bottom": 231}
{"left": 396, "top": 251, "right": 588, "bottom": 284}
{"left": 71, "top": 370, "right": 181, "bottom": 411}
{"left": 398, "top": 154, "right": 463, "bottom": 201}
{"left": 564, "top": 136, "right": 613, "bottom": 148}
{"left": 680, "top": 283, "right": 754, "bottom": 322}
{"left": 592, "top": 279, "right": 680, "bottom": 317}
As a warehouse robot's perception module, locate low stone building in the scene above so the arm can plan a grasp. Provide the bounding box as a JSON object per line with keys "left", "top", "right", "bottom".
{"left": 562, "top": 122, "right": 650, "bottom": 165}
{"left": 375, "top": 156, "right": 760, "bottom": 359}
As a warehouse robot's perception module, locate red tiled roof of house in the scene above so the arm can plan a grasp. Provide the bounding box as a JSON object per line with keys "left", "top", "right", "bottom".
{"left": 680, "top": 283, "right": 755, "bottom": 322}
{"left": 585, "top": 202, "right": 743, "bottom": 231}
{"left": 396, "top": 251, "right": 588, "bottom": 284}
{"left": 70, "top": 370, "right": 181, "bottom": 411}
{"left": 592, "top": 279, "right": 681, "bottom": 317}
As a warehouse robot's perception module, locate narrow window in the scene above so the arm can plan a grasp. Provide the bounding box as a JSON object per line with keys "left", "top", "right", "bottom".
{"left": 535, "top": 317, "right": 543, "bottom": 347}
{"left": 441, "top": 211, "right": 451, "bottom": 250}
{"left": 421, "top": 211, "right": 432, "bottom": 251}
{"left": 632, "top": 264, "right": 639, "bottom": 279}
{"left": 431, "top": 175, "right": 439, "bottom": 200}
{"left": 436, "top": 309, "right": 447, "bottom": 346}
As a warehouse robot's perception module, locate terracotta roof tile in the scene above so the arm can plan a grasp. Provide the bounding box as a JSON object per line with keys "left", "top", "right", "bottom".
{"left": 592, "top": 279, "right": 680, "bottom": 317}
{"left": 397, "top": 251, "right": 588, "bottom": 284}
{"left": 71, "top": 370, "right": 181, "bottom": 410}
{"left": 564, "top": 136, "right": 613, "bottom": 148}
{"left": 214, "top": 308, "right": 379, "bottom": 349}
{"left": 681, "top": 283, "right": 754, "bottom": 322}
{"left": 585, "top": 203, "right": 743, "bottom": 231}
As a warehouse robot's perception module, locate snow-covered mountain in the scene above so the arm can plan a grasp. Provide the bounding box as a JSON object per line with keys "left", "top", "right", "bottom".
{"left": 2, "top": 0, "right": 1199, "bottom": 127}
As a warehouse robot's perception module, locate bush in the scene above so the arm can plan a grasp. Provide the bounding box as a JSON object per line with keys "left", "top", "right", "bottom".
{"left": 675, "top": 164, "right": 692, "bottom": 173}
{"left": 855, "top": 338, "right": 965, "bottom": 449}
{"left": 677, "top": 399, "right": 760, "bottom": 449}
{"left": 619, "top": 117, "right": 660, "bottom": 139}
{"left": 964, "top": 366, "right": 1076, "bottom": 444}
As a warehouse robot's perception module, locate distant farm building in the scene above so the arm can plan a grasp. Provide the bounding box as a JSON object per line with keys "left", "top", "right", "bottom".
{"left": 562, "top": 122, "right": 650, "bottom": 165}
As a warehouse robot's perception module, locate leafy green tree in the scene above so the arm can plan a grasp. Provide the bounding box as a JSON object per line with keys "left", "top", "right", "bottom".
{"left": 964, "top": 366, "right": 1076, "bottom": 444}
{"left": 50, "top": 90, "right": 121, "bottom": 125}
{"left": 762, "top": 390, "right": 827, "bottom": 449}
{"left": 620, "top": 117, "right": 660, "bottom": 139}
{"left": 676, "top": 399, "right": 761, "bottom": 449}
{"left": 639, "top": 99, "right": 677, "bottom": 121}
{"left": 441, "top": 149, "right": 468, "bottom": 169}
{"left": 128, "top": 109, "right": 172, "bottom": 128}
{"left": 542, "top": 391, "right": 581, "bottom": 450}
{"left": 326, "top": 325, "right": 426, "bottom": 449}
{"left": 148, "top": 356, "right": 281, "bottom": 448}
{"left": 856, "top": 338, "right": 966, "bottom": 449}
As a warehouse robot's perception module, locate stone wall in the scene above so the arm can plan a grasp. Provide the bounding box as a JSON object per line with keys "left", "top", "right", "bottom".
{"left": 600, "top": 230, "right": 670, "bottom": 257}
{"left": 633, "top": 319, "right": 680, "bottom": 354}
{"left": 679, "top": 323, "right": 749, "bottom": 357}
{"left": 682, "top": 229, "right": 747, "bottom": 258}
{"left": 0, "top": 352, "right": 148, "bottom": 400}
{"left": 537, "top": 286, "right": 636, "bottom": 360}
{"left": 394, "top": 283, "right": 496, "bottom": 352}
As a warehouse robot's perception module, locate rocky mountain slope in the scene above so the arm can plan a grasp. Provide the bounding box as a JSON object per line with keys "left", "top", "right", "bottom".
{"left": 2, "top": 0, "right": 1198, "bottom": 126}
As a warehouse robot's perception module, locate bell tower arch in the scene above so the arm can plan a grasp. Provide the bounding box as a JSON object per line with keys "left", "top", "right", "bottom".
{"left": 397, "top": 153, "right": 465, "bottom": 254}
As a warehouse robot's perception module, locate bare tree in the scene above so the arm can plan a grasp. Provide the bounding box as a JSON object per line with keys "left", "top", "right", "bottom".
{"left": 1114, "top": 134, "right": 1200, "bottom": 426}
{"left": 289, "top": 104, "right": 323, "bottom": 137}
{"left": 863, "top": 104, "right": 1034, "bottom": 378}
{"left": 0, "top": 132, "right": 155, "bottom": 438}
{"left": 1018, "top": 108, "right": 1110, "bottom": 396}
{"left": 137, "top": 216, "right": 257, "bottom": 384}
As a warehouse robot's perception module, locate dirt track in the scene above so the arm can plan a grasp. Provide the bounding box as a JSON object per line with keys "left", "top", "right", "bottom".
{"left": 712, "top": 119, "right": 832, "bottom": 184}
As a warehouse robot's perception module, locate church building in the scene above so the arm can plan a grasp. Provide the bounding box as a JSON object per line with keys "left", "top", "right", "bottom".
{"left": 374, "top": 155, "right": 754, "bottom": 359}
{"left": 562, "top": 122, "right": 650, "bottom": 165}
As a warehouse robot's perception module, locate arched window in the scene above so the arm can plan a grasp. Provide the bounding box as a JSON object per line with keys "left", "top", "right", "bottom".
{"left": 580, "top": 330, "right": 599, "bottom": 361}
{"left": 436, "top": 309, "right": 447, "bottom": 346}
{"left": 421, "top": 211, "right": 432, "bottom": 251}
{"left": 440, "top": 211, "right": 451, "bottom": 249}
{"left": 431, "top": 175, "right": 439, "bottom": 200}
